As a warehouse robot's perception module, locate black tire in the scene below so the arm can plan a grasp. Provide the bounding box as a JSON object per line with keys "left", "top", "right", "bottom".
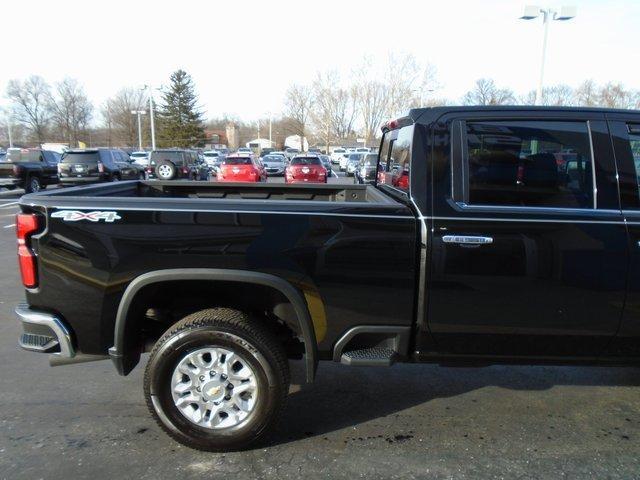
{"left": 155, "top": 161, "right": 177, "bottom": 180}
{"left": 111, "top": 173, "right": 121, "bottom": 182}
{"left": 24, "top": 176, "right": 41, "bottom": 193}
{"left": 144, "top": 308, "right": 290, "bottom": 452}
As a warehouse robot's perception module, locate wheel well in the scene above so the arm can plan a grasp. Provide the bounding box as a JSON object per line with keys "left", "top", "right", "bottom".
{"left": 125, "top": 280, "right": 305, "bottom": 360}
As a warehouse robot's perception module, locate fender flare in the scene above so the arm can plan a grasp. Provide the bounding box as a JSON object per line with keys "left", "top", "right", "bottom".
{"left": 108, "top": 269, "right": 318, "bottom": 382}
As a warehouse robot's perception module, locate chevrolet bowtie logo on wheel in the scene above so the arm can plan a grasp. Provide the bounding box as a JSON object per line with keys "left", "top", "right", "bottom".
{"left": 51, "top": 210, "right": 122, "bottom": 223}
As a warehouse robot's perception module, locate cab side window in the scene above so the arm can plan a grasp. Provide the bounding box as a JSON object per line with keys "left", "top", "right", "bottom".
{"left": 628, "top": 125, "right": 640, "bottom": 194}
{"left": 379, "top": 126, "right": 412, "bottom": 192}
{"left": 465, "top": 121, "right": 594, "bottom": 209}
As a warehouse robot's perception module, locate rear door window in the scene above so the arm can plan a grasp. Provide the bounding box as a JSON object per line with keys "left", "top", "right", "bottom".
{"left": 464, "top": 121, "right": 595, "bottom": 209}
{"left": 628, "top": 125, "right": 640, "bottom": 191}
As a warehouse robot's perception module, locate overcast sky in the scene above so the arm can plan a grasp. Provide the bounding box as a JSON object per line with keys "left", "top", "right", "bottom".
{"left": 2, "top": 0, "right": 638, "bottom": 121}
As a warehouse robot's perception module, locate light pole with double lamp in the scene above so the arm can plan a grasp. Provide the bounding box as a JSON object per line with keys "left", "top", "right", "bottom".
{"left": 131, "top": 110, "right": 146, "bottom": 151}
{"left": 520, "top": 5, "right": 577, "bottom": 105}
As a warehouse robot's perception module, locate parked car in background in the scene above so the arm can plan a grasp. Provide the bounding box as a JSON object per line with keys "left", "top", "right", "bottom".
{"left": 340, "top": 152, "right": 362, "bottom": 172}
{"left": 58, "top": 148, "right": 143, "bottom": 186}
{"left": 285, "top": 155, "right": 327, "bottom": 183}
{"left": 217, "top": 153, "right": 267, "bottom": 182}
{"left": 356, "top": 147, "right": 370, "bottom": 153}
{"left": 261, "top": 154, "right": 287, "bottom": 176}
{"left": 260, "top": 148, "right": 275, "bottom": 157}
{"left": 0, "top": 148, "right": 61, "bottom": 193}
{"left": 130, "top": 151, "right": 150, "bottom": 167}
{"left": 318, "top": 154, "right": 333, "bottom": 177}
{"left": 346, "top": 156, "right": 360, "bottom": 176}
{"left": 237, "top": 147, "right": 252, "bottom": 154}
{"left": 330, "top": 148, "right": 346, "bottom": 164}
{"left": 203, "top": 151, "right": 222, "bottom": 175}
{"left": 354, "top": 153, "right": 378, "bottom": 184}
{"left": 284, "top": 148, "right": 300, "bottom": 160}
{"left": 148, "top": 149, "right": 200, "bottom": 180}
{"left": 194, "top": 155, "right": 211, "bottom": 180}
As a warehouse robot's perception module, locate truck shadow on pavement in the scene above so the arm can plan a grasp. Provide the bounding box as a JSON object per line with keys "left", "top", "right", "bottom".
{"left": 268, "top": 362, "right": 640, "bottom": 447}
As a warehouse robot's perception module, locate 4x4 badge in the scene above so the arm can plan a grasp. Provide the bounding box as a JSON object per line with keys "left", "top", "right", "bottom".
{"left": 51, "top": 210, "right": 122, "bottom": 223}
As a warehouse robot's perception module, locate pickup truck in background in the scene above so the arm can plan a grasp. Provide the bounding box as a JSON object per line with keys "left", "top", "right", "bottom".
{"left": 12, "top": 106, "right": 640, "bottom": 451}
{"left": 0, "top": 148, "right": 61, "bottom": 193}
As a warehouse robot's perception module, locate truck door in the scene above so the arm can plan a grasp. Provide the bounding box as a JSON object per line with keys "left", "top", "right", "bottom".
{"left": 426, "top": 111, "right": 627, "bottom": 358}
{"left": 607, "top": 117, "right": 640, "bottom": 356}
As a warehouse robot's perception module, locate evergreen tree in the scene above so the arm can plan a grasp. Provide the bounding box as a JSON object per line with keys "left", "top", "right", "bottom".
{"left": 158, "top": 69, "right": 205, "bottom": 147}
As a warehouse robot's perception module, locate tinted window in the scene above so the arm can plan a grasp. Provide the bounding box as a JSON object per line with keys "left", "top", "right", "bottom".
{"left": 627, "top": 126, "right": 640, "bottom": 195}
{"left": 224, "top": 157, "right": 252, "bottom": 165}
{"left": 61, "top": 151, "right": 100, "bottom": 164}
{"left": 44, "top": 151, "right": 61, "bottom": 164}
{"left": 380, "top": 126, "right": 412, "bottom": 192}
{"left": 465, "top": 121, "right": 594, "bottom": 209}
{"left": 263, "top": 155, "right": 284, "bottom": 162}
{"left": 291, "top": 157, "right": 322, "bottom": 165}
{"left": 362, "top": 154, "right": 377, "bottom": 166}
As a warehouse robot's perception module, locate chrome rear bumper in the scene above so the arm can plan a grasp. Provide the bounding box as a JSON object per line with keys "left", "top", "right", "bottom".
{"left": 16, "top": 303, "right": 75, "bottom": 358}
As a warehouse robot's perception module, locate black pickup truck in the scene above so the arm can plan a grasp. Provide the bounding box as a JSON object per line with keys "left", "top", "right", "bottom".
{"left": 0, "top": 148, "right": 61, "bottom": 193}
{"left": 13, "top": 106, "right": 640, "bottom": 451}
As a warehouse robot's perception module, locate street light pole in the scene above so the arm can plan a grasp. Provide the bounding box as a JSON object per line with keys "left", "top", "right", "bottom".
{"left": 7, "top": 119, "right": 13, "bottom": 148}
{"left": 131, "top": 110, "right": 146, "bottom": 150}
{"left": 520, "top": 5, "right": 577, "bottom": 106}
{"left": 143, "top": 85, "right": 157, "bottom": 150}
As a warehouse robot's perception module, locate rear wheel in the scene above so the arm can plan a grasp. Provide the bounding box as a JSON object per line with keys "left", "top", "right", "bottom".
{"left": 24, "top": 176, "right": 41, "bottom": 193}
{"left": 144, "top": 308, "right": 290, "bottom": 451}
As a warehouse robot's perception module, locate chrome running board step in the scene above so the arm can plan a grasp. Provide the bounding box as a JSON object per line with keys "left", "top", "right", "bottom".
{"left": 341, "top": 347, "right": 397, "bottom": 367}
{"left": 19, "top": 332, "right": 58, "bottom": 352}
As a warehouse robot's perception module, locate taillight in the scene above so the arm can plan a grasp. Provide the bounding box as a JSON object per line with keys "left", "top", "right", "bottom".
{"left": 97, "top": 161, "right": 104, "bottom": 173}
{"left": 182, "top": 167, "right": 189, "bottom": 174}
{"left": 146, "top": 167, "right": 153, "bottom": 173}
{"left": 16, "top": 213, "right": 40, "bottom": 288}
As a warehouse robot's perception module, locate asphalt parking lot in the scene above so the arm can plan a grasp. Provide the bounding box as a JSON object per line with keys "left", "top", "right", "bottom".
{"left": 0, "top": 184, "right": 639, "bottom": 480}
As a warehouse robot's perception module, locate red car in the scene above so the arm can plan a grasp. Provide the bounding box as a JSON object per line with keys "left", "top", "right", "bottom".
{"left": 285, "top": 156, "right": 327, "bottom": 184}
{"left": 217, "top": 154, "right": 267, "bottom": 182}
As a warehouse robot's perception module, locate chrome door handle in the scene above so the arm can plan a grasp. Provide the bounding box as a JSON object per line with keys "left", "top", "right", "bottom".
{"left": 442, "top": 235, "right": 493, "bottom": 245}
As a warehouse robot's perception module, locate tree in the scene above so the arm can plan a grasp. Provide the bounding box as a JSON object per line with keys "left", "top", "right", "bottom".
{"left": 103, "top": 88, "right": 148, "bottom": 147}
{"left": 598, "top": 82, "right": 634, "bottom": 109}
{"left": 47, "top": 78, "right": 93, "bottom": 146}
{"left": 463, "top": 78, "right": 515, "bottom": 105}
{"left": 574, "top": 80, "right": 599, "bottom": 107}
{"left": 6, "top": 76, "right": 51, "bottom": 144}
{"left": 158, "top": 69, "right": 205, "bottom": 148}
{"left": 311, "top": 71, "right": 341, "bottom": 152}
{"left": 283, "top": 84, "right": 313, "bottom": 149}
{"left": 521, "top": 84, "right": 574, "bottom": 106}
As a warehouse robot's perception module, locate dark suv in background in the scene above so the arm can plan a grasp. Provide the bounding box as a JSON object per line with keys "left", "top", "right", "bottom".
{"left": 148, "top": 149, "right": 209, "bottom": 180}
{"left": 58, "top": 148, "right": 144, "bottom": 186}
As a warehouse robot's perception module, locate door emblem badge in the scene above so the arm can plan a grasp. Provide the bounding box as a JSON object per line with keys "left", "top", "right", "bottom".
{"left": 51, "top": 210, "right": 122, "bottom": 223}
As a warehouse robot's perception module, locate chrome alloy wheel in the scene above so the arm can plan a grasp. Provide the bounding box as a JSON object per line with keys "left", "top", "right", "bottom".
{"left": 171, "top": 347, "right": 258, "bottom": 429}
{"left": 158, "top": 164, "right": 173, "bottom": 178}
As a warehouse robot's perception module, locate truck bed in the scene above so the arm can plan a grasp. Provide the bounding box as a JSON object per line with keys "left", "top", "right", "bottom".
{"left": 21, "top": 180, "right": 409, "bottom": 216}
{"left": 35, "top": 180, "right": 393, "bottom": 202}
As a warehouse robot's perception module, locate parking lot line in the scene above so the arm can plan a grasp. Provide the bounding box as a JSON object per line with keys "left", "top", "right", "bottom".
{"left": 3, "top": 223, "right": 15, "bottom": 229}
{"left": 0, "top": 201, "right": 19, "bottom": 209}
